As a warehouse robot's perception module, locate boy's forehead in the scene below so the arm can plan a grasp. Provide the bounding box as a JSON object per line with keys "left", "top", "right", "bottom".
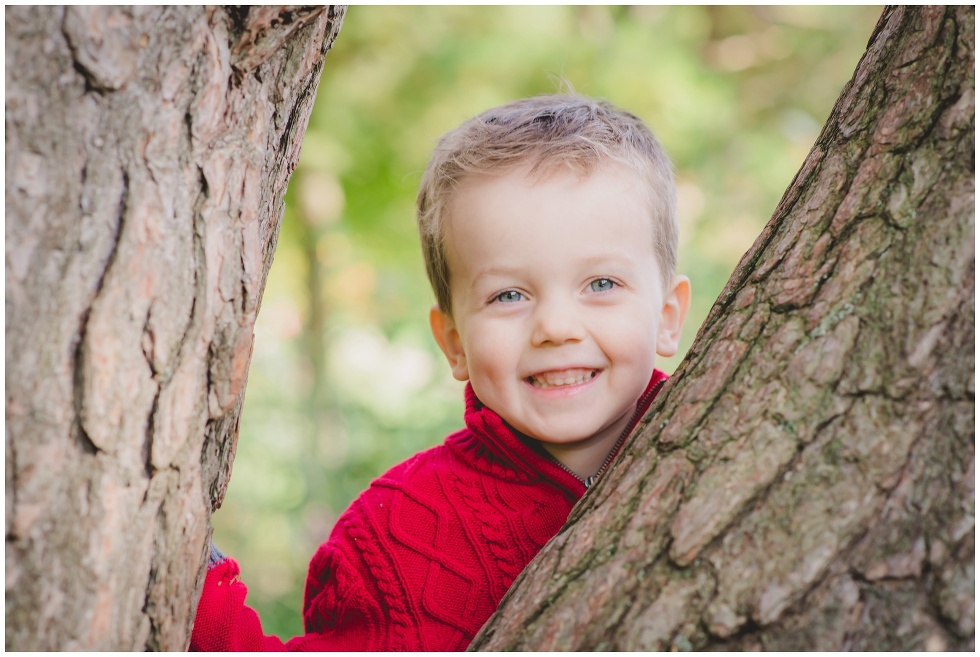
{"left": 443, "top": 165, "right": 657, "bottom": 260}
{"left": 446, "top": 162, "right": 652, "bottom": 224}
{"left": 452, "top": 157, "right": 644, "bottom": 197}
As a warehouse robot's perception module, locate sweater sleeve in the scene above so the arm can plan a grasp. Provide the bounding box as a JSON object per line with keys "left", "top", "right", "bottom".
{"left": 190, "top": 557, "right": 289, "bottom": 651}
{"left": 189, "top": 542, "right": 389, "bottom": 652}
{"left": 190, "top": 488, "right": 405, "bottom": 652}
{"left": 190, "top": 454, "right": 477, "bottom": 652}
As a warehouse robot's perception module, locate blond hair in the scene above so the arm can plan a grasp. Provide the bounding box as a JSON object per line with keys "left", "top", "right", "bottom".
{"left": 417, "top": 93, "right": 677, "bottom": 314}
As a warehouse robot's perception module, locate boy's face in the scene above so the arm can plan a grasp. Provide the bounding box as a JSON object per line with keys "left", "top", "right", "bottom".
{"left": 430, "top": 163, "right": 689, "bottom": 455}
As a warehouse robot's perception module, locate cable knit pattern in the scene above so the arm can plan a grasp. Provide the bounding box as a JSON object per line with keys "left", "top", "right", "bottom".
{"left": 451, "top": 467, "right": 518, "bottom": 601}
{"left": 191, "top": 370, "right": 668, "bottom": 651}
{"left": 339, "top": 507, "right": 412, "bottom": 650}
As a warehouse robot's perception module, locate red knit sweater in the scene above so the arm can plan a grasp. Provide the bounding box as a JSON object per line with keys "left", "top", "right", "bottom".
{"left": 191, "top": 370, "right": 667, "bottom": 651}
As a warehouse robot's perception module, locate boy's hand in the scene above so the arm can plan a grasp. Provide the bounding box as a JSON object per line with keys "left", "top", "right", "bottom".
{"left": 191, "top": 547, "right": 250, "bottom": 651}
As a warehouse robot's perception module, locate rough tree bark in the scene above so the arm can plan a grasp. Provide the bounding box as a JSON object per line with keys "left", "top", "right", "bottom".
{"left": 5, "top": 6, "right": 345, "bottom": 650}
{"left": 473, "top": 5, "right": 974, "bottom": 652}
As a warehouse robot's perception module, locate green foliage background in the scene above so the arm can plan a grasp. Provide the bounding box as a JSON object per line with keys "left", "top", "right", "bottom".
{"left": 212, "top": 5, "right": 882, "bottom": 638}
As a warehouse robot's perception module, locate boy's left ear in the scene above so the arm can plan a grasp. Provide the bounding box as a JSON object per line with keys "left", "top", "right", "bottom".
{"left": 656, "top": 275, "right": 691, "bottom": 358}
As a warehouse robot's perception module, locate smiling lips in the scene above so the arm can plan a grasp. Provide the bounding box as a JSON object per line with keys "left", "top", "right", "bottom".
{"left": 526, "top": 368, "right": 599, "bottom": 389}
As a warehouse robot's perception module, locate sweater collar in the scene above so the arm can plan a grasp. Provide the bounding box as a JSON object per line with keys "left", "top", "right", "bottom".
{"left": 458, "top": 369, "right": 669, "bottom": 497}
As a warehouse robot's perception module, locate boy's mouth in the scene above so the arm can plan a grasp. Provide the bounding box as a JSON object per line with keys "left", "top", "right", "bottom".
{"left": 527, "top": 368, "right": 598, "bottom": 389}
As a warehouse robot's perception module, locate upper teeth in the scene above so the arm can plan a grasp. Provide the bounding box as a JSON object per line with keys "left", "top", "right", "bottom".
{"left": 529, "top": 369, "right": 597, "bottom": 388}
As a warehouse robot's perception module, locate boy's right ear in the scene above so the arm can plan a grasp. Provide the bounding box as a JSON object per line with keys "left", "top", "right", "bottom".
{"left": 429, "top": 306, "right": 470, "bottom": 382}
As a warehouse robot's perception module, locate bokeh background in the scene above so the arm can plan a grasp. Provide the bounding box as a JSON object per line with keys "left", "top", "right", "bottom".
{"left": 212, "top": 5, "right": 883, "bottom": 637}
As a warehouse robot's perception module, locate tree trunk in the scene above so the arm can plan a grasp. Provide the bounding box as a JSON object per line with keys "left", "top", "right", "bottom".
{"left": 5, "top": 6, "right": 345, "bottom": 650}
{"left": 472, "top": 5, "right": 974, "bottom": 652}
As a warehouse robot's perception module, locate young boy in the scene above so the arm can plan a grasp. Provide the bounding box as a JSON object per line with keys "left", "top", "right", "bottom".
{"left": 191, "top": 94, "right": 690, "bottom": 651}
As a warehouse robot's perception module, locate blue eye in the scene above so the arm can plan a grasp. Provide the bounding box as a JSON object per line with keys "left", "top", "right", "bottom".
{"left": 494, "top": 290, "right": 525, "bottom": 303}
{"left": 589, "top": 278, "right": 616, "bottom": 293}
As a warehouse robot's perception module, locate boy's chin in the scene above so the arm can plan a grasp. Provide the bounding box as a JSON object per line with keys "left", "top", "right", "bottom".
{"left": 523, "top": 410, "right": 634, "bottom": 447}
{"left": 516, "top": 425, "right": 582, "bottom": 444}
{"left": 522, "top": 424, "right": 610, "bottom": 447}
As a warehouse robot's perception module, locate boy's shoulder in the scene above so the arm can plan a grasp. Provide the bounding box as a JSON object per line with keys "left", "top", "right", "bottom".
{"left": 369, "top": 428, "right": 496, "bottom": 492}
{"left": 340, "top": 425, "right": 569, "bottom": 523}
{"left": 321, "top": 424, "right": 574, "bottom": 557}
{"left": 371, "top": 425, "right": 556, "bottom": 494}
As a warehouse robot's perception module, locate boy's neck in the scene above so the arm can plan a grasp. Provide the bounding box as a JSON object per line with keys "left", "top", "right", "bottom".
{"left": 538, "top": 412, "right": 633, "bottom": 481}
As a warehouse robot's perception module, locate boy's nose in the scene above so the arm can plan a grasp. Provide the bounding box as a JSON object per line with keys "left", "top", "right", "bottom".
{"left": 530, "top": 297, "right": 585, "bottom": 346}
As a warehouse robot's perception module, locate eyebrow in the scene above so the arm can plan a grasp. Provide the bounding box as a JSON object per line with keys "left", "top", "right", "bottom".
{"left": 470, "top": 266, "right": 520, "bottom": 289}
{"left": 471, "top": 265, "right": 524, "bottom": 285}
{"left": 579, "top": 253, "right": 638, "bottom": 266}
{"left": 472, "top": 253, "right": 639, "bottom": 282}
